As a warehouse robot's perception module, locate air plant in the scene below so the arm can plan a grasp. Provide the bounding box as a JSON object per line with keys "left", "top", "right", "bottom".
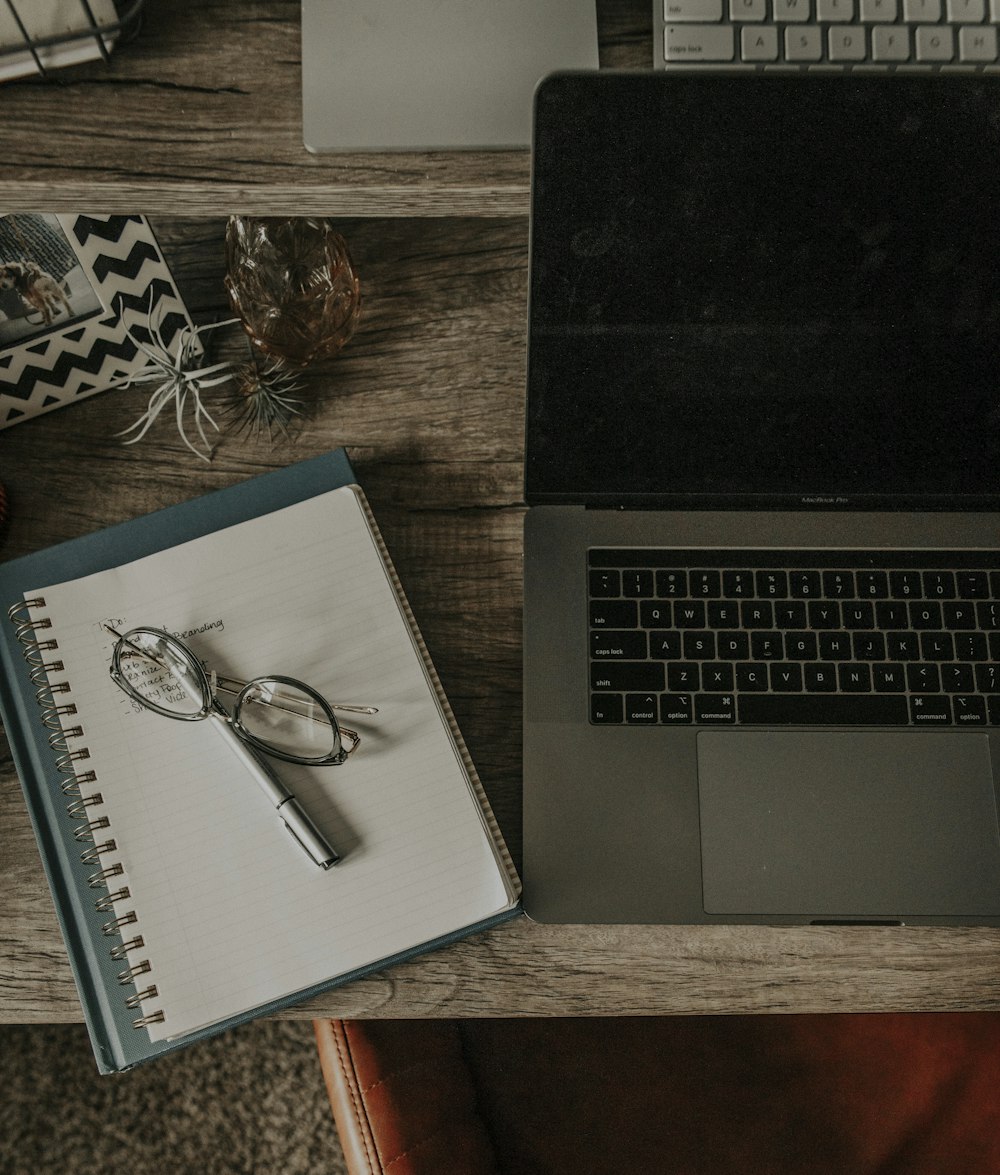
{"left": 229, "top": 343, "right": 306, "bottom": 442}
{"left": 114, "top": 302, "right": 239, "bottom": 462}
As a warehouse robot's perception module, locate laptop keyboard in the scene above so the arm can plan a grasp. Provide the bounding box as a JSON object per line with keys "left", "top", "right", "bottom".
{"left": 588, "top": 549, "right": 1000, "bottom": 726}
{"left": 655, "top": 0, "right": 1000, "bottom": 67}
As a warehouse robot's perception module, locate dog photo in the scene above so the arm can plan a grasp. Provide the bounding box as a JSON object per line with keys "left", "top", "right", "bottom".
{"left": 0, "top": 214, "right": 102, "bottom": 346}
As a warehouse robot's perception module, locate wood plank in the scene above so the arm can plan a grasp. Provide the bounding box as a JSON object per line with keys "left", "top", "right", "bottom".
{"left": 0, "top": 0, "right": 650, "bottom": 216}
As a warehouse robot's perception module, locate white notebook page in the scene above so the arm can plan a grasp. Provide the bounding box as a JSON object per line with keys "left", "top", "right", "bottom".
{"left": 31, "top": 485, "right": 514, "bottom": 1042}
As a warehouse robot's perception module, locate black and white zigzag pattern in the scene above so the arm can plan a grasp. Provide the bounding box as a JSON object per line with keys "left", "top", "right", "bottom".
{"left": 0, "top": 216, "right": 195, "bottom": 429}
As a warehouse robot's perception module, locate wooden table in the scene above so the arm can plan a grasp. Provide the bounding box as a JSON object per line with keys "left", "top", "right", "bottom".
{"left": 4, "top": 2, "right": 1000, "bottom": 1027}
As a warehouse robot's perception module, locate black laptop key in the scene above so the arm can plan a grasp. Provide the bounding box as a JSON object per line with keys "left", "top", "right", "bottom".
{"left": 978, "top": 602, "right": 1000, "bottom": 630}
{"left": 842, "top": 602, "right": 875, "bottom": 629}
{"left": 856, "top": 571, "right": 889, "bottom": 598}
{"left": 774, "top": 602, "right": 808, "bottom": 628}
{"left": 739, "top": 695, "right": 909, "bottom": 725}
{"left": 788, "top": 571, "right": 821, "bottom": 598}
{"left": 910, "top": 695, "right": 952, "bottom": 724}
{"left": 590, "top": 599, "right": 638, "bottom": 629}
{"left": 707, "top": 601, "right": 741, "bottom": 628}
{"left": 591, "top": 693, "right": 624, "bottom": 723}
{"left": 625, "top": 693, "right": 660, "bottom": 723}
{"left": 589, "top": 570, "right": 619, "bottom": 598}
{"left": 953, "top": 695, "right": 988, "bottom": 724}
{"left": 695, "top": 694, "right": 735, "bottom": 723}
{"left": 689, "top": 570, "right": 721, "bottom": 597}
{"left": 955, "top": 633, "right": 988, "bottom": 661}
{"left": 703, "top": 662, "right": 735, "bottom": 690}
{"left": 943, "top": 602, "right": 977, "bottom": 630}
{"left": 660, "top": 694, "right": 693, "bottom": 724}
{"left": 941, "top": 663, "right": 975, "bottom": 692}
{"left": 656, "top": 570, "right": 687, "bottom": 597}
{"left": 957, "top": 572, "right": 990, "bottom": 599}
{"left": 591, "top": 630, "right": 648, "bottom": 659}
{"left": 804, "top": 663, "right": 838, "bottom": 691}
{"left": 722, "top": 570, "right": 754, "bottom": 597}
{"left": 770, "top": 663, "right": 803, "bottom": 691}
{"left": 622, "top": 570, "right": 654, "bottom": 597}
{"left": 924, "top": 572, "right": 955, "bottom": 599}
{"left": 674, "top": 601, "right": 706, "bottom": 628}
{"left": 590, "top": 662, "right": 664, "bottom": 692}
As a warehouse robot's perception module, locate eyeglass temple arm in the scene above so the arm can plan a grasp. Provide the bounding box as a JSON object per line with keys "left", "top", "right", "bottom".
{"left": 211, "top": 673, "right": 378, "bottom": 716}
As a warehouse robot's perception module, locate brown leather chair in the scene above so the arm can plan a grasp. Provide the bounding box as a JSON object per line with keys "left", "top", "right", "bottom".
{"left": 315, "top": 1013, "right": 1000, "bottom": 1174}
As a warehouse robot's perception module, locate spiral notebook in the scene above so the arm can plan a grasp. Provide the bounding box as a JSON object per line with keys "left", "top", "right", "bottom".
{"left": 0, "top": 450, "right": 520, "bottom": 1073}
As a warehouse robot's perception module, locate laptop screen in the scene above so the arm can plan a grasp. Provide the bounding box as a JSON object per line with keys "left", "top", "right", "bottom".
{"left": 526, "top": 73, "right": 1000, "bottom": 509}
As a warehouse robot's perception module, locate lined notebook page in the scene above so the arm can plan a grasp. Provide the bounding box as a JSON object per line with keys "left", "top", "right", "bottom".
{"left": 30, "top": 485, "right": 514, "bottom": 1042}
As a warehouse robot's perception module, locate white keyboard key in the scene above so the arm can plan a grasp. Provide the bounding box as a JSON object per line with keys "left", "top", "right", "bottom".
{"left": 904, "top": 0, "right": 942, "bottom": 19}
{"left": 785, "top": 24, "right": 824, "bottom": 54}
{"left": 665, "top": 23, "right": 737, "bottom": 57}
{"left": 731, "top": 0, "right": 768, "bottom": 20}
{"left": 775, "top": 0, "right": 812, "bottom": 18}
{"left": 916, "top": 22, "right": 955, "bottom": 53}
{"left": 991, "top": 0, "right": 1000, "bottom": 21}
{"left": 666, "top": 0, "right": 725, "bottom": 21}
{"left": 818, "top": 0, "right": 856, "bottom": 17}
{"left": 860, "top": 0, "right": 898, "bottom": 20}
{"left": 829, "top": 24, "right": 868, "bottom": 55}
{"left": 872, "top": 23, "right": 912, "bottom": 54}
{"left": 742, "top": 24, "right": 780, "bottom": 54}
{"left": 947, "top": 0, "right": 985, "bottom": 19}
{"left": 959, "top": 23, "right": 998, "bottom": 55}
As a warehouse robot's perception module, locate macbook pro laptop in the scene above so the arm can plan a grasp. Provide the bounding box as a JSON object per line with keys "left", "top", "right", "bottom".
{"left": 300, "top": 0, "right": 598, "bottom": 152}
{"left": 523, "top": 71, "right": 1000, "bottom": 926}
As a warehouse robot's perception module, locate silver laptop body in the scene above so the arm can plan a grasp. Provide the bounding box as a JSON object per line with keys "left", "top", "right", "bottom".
{"left": 522, "top": 72, "right": 1000, "bottom": 927}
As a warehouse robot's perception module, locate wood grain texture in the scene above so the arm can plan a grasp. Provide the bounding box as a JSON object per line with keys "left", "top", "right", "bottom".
{"left": 4, "top": 211, "right": 1000, "bottom": 1024}
{"left": 0, "top": 0, "right": 651, "bottom": 216}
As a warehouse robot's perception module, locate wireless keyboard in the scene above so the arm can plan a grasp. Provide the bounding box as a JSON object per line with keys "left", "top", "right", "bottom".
{"left": 653, "top": 0, "right": 1000, "bottom": 67}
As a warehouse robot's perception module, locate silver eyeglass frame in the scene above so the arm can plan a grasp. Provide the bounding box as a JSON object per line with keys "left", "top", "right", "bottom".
{"left": 108, "top": 625, "right": 362, "bottom": 767}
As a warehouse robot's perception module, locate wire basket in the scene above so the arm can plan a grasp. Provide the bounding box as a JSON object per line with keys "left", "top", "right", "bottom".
{"left": 1, "top": 0, "right": 144, "bottom": 78}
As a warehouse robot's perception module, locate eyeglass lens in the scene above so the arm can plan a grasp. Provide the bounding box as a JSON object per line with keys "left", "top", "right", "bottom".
{"left": 236, "top": 680, "right": 341, "bottom": 762}
{"left": 116, "top": 629, "right": 210, "bottom": 718}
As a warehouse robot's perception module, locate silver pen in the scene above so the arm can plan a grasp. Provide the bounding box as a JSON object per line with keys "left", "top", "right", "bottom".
{"left": 206, "top": 707, "right": 341, "bottom": 869}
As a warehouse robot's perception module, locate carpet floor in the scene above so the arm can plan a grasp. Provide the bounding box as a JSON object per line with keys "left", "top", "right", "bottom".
{"left": 0, "top": 1020, "right": 348, "bottom": 1175}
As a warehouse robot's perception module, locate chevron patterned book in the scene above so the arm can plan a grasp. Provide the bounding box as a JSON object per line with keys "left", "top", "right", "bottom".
{"left": 0, "top": 214, "right": 195, "bottom": 428}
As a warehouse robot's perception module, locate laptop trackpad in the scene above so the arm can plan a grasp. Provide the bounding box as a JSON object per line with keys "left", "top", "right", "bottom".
{"left": 697, "top": 731, "right": 1000, "bottom": 918}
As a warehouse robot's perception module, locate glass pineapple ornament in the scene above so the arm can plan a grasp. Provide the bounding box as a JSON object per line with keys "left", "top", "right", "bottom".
{"left": 224, "top": 217, "right": 362, "bottom": 367}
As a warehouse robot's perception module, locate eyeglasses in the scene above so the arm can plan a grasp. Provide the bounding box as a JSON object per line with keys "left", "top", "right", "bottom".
{"left": 104, "top": 625, "right": 378, "bottom": 868}
{"left": 107, "top": 625, "right": 376, "bottom": 766}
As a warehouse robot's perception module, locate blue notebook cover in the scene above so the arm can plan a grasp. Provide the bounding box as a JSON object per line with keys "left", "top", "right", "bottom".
{"left": 0, "top": 450, "right": 520, "bottom": 1073}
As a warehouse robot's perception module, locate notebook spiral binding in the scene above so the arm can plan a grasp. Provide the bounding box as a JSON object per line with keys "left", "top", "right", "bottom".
{"left": 7, "top": 596, "right": 165, "bottom": 1031}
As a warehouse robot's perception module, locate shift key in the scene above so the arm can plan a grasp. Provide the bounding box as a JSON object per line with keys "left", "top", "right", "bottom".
{"left": 591, "top": 662, "right": 665, "bottom": 692}
{"left": 665, "top": 24, "right": 735, "bottom": 60}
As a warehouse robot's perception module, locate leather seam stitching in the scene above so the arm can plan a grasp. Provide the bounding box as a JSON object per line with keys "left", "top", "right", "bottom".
{"left": 383, "top": 1120, "right": 453, "bottom": 1170}
{"left": 334, "top": 1026, "right": 382, "bottom": 1174}
{"left": 361, "top": 1054, "right": 441, "bottom": 1097}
